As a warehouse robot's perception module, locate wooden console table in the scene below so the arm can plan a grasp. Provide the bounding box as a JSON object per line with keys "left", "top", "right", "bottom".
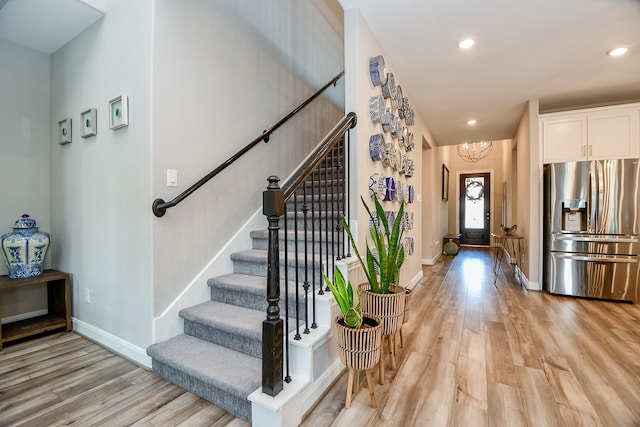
{"left": 0, "top": 269, "right": 72, "bottom": 350}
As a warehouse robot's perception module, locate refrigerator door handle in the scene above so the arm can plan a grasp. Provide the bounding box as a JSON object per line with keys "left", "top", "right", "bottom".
{"left": 552, "top": 234, "right": 639, "bottom": 244}
{"left": 552, "top": 253, "right": 638, "bottom": 263}
{"left": 588, "top": 161, "right": 597, "bottom": 233}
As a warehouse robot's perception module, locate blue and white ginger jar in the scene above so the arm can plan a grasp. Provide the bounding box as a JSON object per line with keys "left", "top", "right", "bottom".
{"left": 1, "top": 214, "right": 50, "bottom": 278}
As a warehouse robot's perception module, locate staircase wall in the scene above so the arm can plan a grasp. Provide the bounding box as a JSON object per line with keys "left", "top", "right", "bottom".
{"left": 151, "top": 0, "right": 346, "bottom": 324}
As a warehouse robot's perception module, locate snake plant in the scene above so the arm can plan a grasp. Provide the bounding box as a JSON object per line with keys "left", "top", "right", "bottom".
{"left": 322, "top": 266, "right": 363, "bottom": 328}
{"left": 343, "top": 195, "right": 405, "bottom": 294}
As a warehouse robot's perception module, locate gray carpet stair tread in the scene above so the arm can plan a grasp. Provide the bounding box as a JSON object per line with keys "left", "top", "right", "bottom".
{"left": 147, "top": 334, "right": 260, "bottom": 397}
{"left": 208, "top": 273, "right": 266, "bottom": 295}
{"left": 209, "top": 273, "right": 305, "bottom": 295}
{"left": 180, "top": 301, "right": 262, "bottom": 339}
{"left": 230, "top": 249, "right": 323, "bottom": 265}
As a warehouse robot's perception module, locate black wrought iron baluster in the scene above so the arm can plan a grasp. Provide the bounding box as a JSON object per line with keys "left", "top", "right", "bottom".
{"left": 345, "top": 131, "right": 352, "bottom": 257}
{"left": 310, "top": 169, "right": 318, "bottom": 328}
{"left": 302, "top": 185, "right": 310, "bottom": 335}
{"left": 317, "top": 161, "right": 324, "bottom": 296}
{"left": 293, "top": 189, "right": 301, "bottom": 341}
{"left": 331, "top": 144, "right": 340, "bottom": 260}
{"left": 336, "top": 139, "right": 345, "bottom": 259}
{"left": 283, "top": 201, "right": 291, "bottom": 383}
{"left": 324, "top": 155, "right": 330, "bottom": 292}
{"left": 262, "top": 176, "right": 284, "bottom": 396}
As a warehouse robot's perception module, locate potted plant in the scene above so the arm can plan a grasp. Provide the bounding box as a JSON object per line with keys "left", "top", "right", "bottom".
{"left": 342, "top": 195, "right": 407, "bottom": 383}
{"left": 323, "top": 266, "right": 382, "bottom": 409}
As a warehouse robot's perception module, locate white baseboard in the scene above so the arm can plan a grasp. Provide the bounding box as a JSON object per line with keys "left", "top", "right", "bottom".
{"left": 406, "top": 269, "right": 424, "bottom": 290}
{"left": 422, "top": 251, "right": 442, "bottom": 266}
{"left": 1, "top": 308, "right": 48, "bottom": 325}
{"left": 73, "top": 317, "right": 151, "bottom": 368}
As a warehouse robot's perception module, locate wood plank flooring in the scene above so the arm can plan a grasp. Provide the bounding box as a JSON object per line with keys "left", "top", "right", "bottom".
{"left": 0, "top": 332, "right": 249, "bottom": 426}
{"left": 301, "top": 247, "right": 640, "bottom": 427}
{"left": 2, "top": 248, "right": 640, "bottom": 426}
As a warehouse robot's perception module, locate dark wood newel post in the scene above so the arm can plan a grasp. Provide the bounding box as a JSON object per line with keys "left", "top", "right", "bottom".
{"left": 262, "top": 176, "right": 284, "bottom": 396}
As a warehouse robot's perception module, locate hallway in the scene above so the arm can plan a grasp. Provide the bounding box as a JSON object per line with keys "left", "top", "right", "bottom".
{"left": 2, "top": 248, "right": 640, "bottom": 426}
{"left": 302, "top": 247, "right": 640, "bottom": 426}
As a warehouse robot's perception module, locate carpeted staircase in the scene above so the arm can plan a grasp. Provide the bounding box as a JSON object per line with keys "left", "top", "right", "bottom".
{"left": 147, "top": 153, "right": 344, "bottom": 424}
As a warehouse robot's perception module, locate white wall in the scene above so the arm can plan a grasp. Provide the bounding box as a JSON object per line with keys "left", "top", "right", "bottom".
{"left": 343, "top": 8, "right": 430, "bottom": 287}
{"left": 0, "top": 39, "right": 51, "bottom": 319}
{"left": 49, "top": 0, "right": 154, "bottom": 351}
{"left": 514, "top": 99, "right": 541, "bottom": 289}
{"left": 150, "top": 0, "right": 345, "bottom": 315}
{"left": 423, "top": 143, "right": 451, "bottom": 263}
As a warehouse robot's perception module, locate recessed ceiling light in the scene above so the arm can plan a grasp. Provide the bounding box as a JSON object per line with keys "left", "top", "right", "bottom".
{"left": 467, "top": 119, "right": 477, "bottom": 125}
{"left": 606, "top": 47, "right": 628, "bottom": 57}
{"left": 457, "top": 39, "right": 476, "bottom": 49}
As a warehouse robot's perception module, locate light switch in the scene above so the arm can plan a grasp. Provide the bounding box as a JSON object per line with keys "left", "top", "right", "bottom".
{"left": 167, "top": 169, "right": 178, "bottom": 187}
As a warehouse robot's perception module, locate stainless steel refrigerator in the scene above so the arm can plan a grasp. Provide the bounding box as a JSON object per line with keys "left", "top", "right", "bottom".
{"left": 543, "top": 159, "right": 640, "bottom": 302}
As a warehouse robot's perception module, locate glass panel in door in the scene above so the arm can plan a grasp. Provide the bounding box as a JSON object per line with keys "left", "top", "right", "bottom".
{"left": 460, "top": 173, "right": 491, "bottom": 245}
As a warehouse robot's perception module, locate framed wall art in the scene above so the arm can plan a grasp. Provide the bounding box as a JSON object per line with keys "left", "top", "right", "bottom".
{"left": 81, "top": 108, "right": 97, "bottom": 138}
{"left": 109, "top": 95, "right": 129, "bottom": 129}
{"left": 442, "top": 164, "right": 449, "bottom": 201}
{"left": 58, "top": 118, "right": 72, "bottom": 145}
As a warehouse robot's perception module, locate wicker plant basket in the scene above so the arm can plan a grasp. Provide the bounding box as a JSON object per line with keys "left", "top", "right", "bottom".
{"left": 359, "top": 284, "right": 406, "bottom": 336}
{"left": 335, "top": 315, "right": 382, "bottom": 371}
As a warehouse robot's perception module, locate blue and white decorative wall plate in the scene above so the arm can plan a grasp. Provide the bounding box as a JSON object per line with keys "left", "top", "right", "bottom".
{"left": 402, "top": 212, "right": 410, "bottom": 231}
{"left": 399, "top": 154, "right": 408, "bottom": 174}
{"left": 405, "top": 237, "right": 414, "bottom": 256}
{"left": 407, "top": 185, "right": 415, "bottom": 203}
{"left": 382, "top": 143, "right": 393, "bottom": 167}
{"left": 369, "top": 95, "right": 385, "bottom": 123}
{"left": 369, "top": 55, "right": 387, "bottom": 86}
{"left": 398, "top": 127, "right": 408, "bottom": 148}
{"left": 369, "top": 134, "right": 386, "bottom": 161}
{"left": 381, "top": 72, "right": 395, "bottom": 99}
{"left": 1, "top": 214, "right": 50, "bottom": 278}
{"left": 384, "top": 211, "right": 396, "bottom": 228}
{"left": 369, "top": 173, "right": 386, "bottom": 199}
{"left": 384, "top": 177, "right": 396, "bottom": 201}
{"left": 396, "top": 182, "right": 405, "bottom": 203}
{"left": 405, "top": 106, "right": 415, "bottom": 126}
{"left": 405, "top": 131, "right": 415, "bottom": 152}
{"left": 405, "top": 159, "right": 415, "bottom": 178}
{"left": 381, "top": 108, "right": 393, "bottom": 133}
{"left": 392, "top": 85, "right": 402, "bottom": 109}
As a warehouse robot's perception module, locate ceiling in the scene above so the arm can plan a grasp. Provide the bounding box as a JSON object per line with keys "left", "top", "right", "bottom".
{"left": 340, "top": 0, "right": 640, "bottom": 146}
{"left": 0, "top": 0, "right": 104, "bottom": 54}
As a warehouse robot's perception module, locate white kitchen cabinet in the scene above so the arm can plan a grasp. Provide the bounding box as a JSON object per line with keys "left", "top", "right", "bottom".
{"left": 588, "top": 108, "right": 638, "bottom": 160}
{"left": 541, "top": 103, "right": 640, "bottom": 164}
{"left": 542, "top": 114, "right": 587, "bottom": 163}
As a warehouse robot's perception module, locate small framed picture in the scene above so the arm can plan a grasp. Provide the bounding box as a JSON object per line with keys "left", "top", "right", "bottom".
{"left": 109, "top": 95, "right": 129, "bottom": 129}
{"left": 58, "top": 118, "right": 72, "bottom": 145}
{"left": 81, "top": 108, "right": 97, "bottom": 138}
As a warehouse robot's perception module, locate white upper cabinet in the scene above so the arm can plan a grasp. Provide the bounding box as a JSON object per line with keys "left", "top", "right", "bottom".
{"left": 541, "top": 103, "right": 640, "bottom": 164}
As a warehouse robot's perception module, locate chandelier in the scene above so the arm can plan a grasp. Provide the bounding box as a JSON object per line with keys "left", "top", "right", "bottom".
{"left": 456, "top": 141, "right": 493, "bottom": 162}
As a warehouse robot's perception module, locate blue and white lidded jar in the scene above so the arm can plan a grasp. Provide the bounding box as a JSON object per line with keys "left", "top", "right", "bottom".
{"left": 1, "top": 214, "right": 50, "bottom": 278}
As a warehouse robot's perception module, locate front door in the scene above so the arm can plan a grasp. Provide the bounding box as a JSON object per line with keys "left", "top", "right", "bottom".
{"left": 459, "top": 173, "right": 491, "bottom": 245}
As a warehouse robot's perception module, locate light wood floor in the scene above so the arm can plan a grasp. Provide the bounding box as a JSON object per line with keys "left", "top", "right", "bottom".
{"left": 2, "top": 248, "right": 640, "bottom": 426}
{"left": 0, "top": 332, "right": 250, "bottom": 426}
{"left": 302, "top": 247, "right": 640, "bottom": 427}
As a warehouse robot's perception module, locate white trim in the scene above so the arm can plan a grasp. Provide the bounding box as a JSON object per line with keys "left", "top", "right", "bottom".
{"left": 73, "top": 317, "right": 152, "bottom": 368}
{"left": 1, "top": 308, "right": 48, "bottom": 325}
{"left": 406, "top": 268, "right": 424, "bottom": 290}
{"left": 422, "top": 251, "right": 441, "bottom": 266}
